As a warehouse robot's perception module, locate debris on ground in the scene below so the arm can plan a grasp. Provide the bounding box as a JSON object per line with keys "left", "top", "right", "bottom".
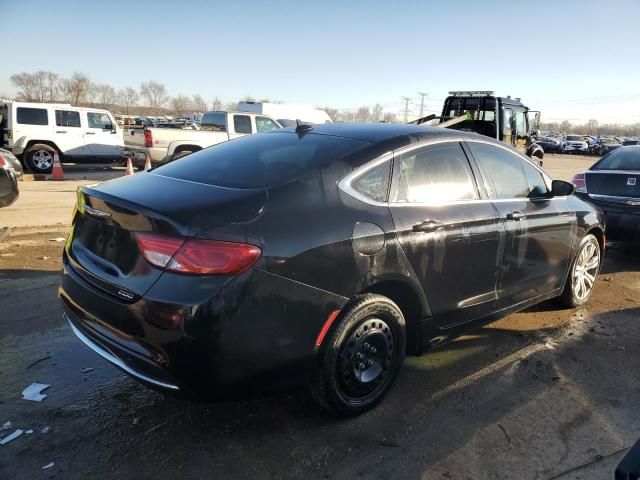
{"left": 48, "top": 237, "right": 66, "bottom": 242}
{"left": 37, "top": 256, "right": 50, "bottom": 260}
{"left": 0, "top": 226, "right": 10, "bottom": 239}
{"left": 41, "top": 462, "right": 55, "bottom": 470}
{"left": 0, "top": 429, "right": 24, "bottom": 445}
{"left": 81, "top": 367, "right": 95, "bottom": 373}
{"left": 1, "top": 421, "right": 12, "bottom": 431}
{"left": 25, "top": 429, "right": 33, "bottom": 434}
{"left": 21, "top": 383, "right": 51, "bottom": 402}
{"left": 26, "top": 355, "right": 52, "bottom": 370}
{"left": 41, "top": 426, "right": 50, "bottom": 434}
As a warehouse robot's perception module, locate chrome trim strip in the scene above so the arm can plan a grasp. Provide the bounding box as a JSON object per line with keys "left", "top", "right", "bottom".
{"left": 67, "top": 316, "right": 180, "bottom": 391}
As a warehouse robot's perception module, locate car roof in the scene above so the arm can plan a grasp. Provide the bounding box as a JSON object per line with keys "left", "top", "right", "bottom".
{"left": 272, "top": 122, "right": 486, "bottom": 143}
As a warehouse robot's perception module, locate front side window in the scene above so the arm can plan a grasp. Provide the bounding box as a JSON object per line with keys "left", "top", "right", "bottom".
{"left": 87, "top": 112, "right": 113, "bottom": 129}
{"left": 515, "top": 110, "right": 527, "bottom": 136}
{"left": 17, "top": 107, "right": 48, "bottom": 125}
{"left": 392, "top": 142, "right": 478, "bottom": 204}
{"left": 351, "top": 161, "right": 391, "bottom": 203}
{"left": 233, "top": 115, "right": 252, "bottom": 134}
{"left": 503, "top": 108, "right": 513, "bottom": 134}
{"left": 255, "top": 116, "right": 280, "bottom": 133}
{"left": 55, "top": 110, "right": 81, "bottom": 128}
{"left": 468, "top": 142, "right": 543, "bottom": 199}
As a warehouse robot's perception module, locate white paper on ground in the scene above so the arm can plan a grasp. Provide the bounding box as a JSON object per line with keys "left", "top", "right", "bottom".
{"left": 42, "top": 462, "right": 55, "bottom": 470}
{"left": 0, "top": 429, "right": 24, "bottom": 445}
{"left": 21, "top": 383, "right": 50, "bottom": 402}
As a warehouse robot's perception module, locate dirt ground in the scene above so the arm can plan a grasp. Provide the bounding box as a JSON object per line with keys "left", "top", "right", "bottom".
{"left": 0, "top": 156, "right": 639, "bottom": 479}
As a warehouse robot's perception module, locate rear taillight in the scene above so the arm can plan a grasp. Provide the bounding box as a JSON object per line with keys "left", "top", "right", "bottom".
{"left": 571, "top": 172, "right": 587, "bottom": 193}
{"left": 134, "top": 233, "right": 261, "bottom": 275}
{"left": 144, "top": 129, "right": 152, "bottom": 148}
{"left": 0, "top": 154, "right": 5, "bottom": 166}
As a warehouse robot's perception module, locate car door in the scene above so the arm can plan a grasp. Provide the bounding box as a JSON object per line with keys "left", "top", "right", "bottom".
{"left": 84, "top": 111, "right": 121, "bottom": 156}
{"left": 388, "top": 141, "right": 504, "bottom": 327}
{"left": 54, "top": 109, "right": 85, "bottom": 156}
{"left": 465, "top": 141, "right": 576, "bottom": 307}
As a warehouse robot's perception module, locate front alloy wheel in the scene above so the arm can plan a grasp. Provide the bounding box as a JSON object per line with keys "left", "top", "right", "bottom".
{"left": 560, "top": 234, "right": 600, "bottom": 307}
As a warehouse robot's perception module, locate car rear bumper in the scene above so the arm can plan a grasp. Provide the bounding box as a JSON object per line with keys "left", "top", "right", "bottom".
{"left": 586, "top": 196, "right": 640, "bottom": 241}
{"left": 60, "top": 251, "right": 348, "bottom": 398}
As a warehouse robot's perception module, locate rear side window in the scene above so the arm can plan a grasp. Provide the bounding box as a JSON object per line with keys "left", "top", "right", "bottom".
{"left": 351, "top": 161, "right": 391, "bottom": 203}
{"left": 17, "top": 107, "right": 48, "bottom": 125}
{"left": 392, "top": 142, "right": 478, "bottom": 204}
{"left": 592, "top": 148, "right": 640, "bottom": 171}
{"left": 468, "top": 142, "right": 535, "bottom": 199}
{"left": 55, "top": 110, "right": 81, "bottom": 127}
{"left": 233, "top": 115, "right": 252, "bottom": 134}
{"left": 200, "top": 112, "right": 226, "bottom": 132}
{"left": 255, "top": 116, "right": 280, "bottom": 133}
{"left": 154, "top": 132, "right": 369, "bottom": 189}
{"left": 87, "top": 112, "right": 113, "bottom": 129}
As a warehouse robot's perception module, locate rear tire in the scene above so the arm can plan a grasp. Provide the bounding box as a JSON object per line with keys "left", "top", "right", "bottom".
{"left": 24, "top": 144, "right": 58, "bottom": 174}
{"left": 559, "top": 234, "right": 600, "bottom": 308}
{"left": 310, "top": 294, "right": 406, "bottom": 417}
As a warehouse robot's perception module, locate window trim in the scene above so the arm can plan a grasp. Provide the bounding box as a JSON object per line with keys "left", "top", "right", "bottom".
{"left": 338, "top": 137, "right": 558, "bottom": 207}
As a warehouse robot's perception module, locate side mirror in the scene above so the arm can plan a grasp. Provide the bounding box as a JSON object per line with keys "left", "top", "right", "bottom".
{"left": 551, "top": 179, "right": 575, "bottom": 196}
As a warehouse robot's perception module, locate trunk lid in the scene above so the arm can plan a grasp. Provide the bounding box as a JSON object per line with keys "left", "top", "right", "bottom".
{"left": 586, "top": 171, "right": 640, "bottom": 204}
{"left": 67, "top": 172, "right": 267, "bottom": 299}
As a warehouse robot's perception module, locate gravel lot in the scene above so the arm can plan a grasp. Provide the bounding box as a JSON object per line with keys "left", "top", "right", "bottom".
{"left": 1, "top": 154, "right": 638, "bottom": 479}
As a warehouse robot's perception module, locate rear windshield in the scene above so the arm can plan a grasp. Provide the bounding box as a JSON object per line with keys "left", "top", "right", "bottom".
{"left": 566, "top": 135, "right": 583, "bottom": 141}
{"left": 592, "top": 148, "right": 640, "bottom": 171}
{"left": 153, "top": 132, "right": 369, "bottom": 189}
{"left": 200, "top": 112, "right": 227, "bottom": 132}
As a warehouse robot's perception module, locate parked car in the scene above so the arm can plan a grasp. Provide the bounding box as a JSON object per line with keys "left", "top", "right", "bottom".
{"left": 593, "top": 137, "right": 623, "bottom": 156}
{"left": 0, "top": 101, "right": 124, "bottom": 173}
{"left": 572, "top": 146, "right": 640, "bottom": 241}
{"left": 61, "top": 124, "right": 604, "bottom": 416}
{"left": 0, "top": 150, "right": 19, "bottom": 207}
{"left": 534, "top": 137, "right": 562, "bottom": 153}
{"left": 562, "top": 135, "right": 588, "bottom": 154}
{"left": 0, "top": 148, "right": 24, "bottom": 180}
{"left": 237, "top": 101, "right": 333, "bottom": 125}
{"left": 123, "top": 111, "right": 281, "bottom": 166}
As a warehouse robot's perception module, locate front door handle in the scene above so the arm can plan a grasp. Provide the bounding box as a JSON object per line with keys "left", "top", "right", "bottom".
{"left": 55, "top": 130, "right": 67, "bottom": 134}
{"left": 506, "top": 211, "right": 525, "bottom": 221}
{"left": 85, "top": 132, "right": 96, "bottom": 135}
{"left": 412, "top": 219, "right": 443, "bottom": 232}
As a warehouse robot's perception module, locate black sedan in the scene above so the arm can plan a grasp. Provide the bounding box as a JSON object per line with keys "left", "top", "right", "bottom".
{"left": 0, "top": 150, "right": 19, "bottom": 208}
{"left": 60, "top": 124, "right": 605, "bottom": 416}
{"left": 572, "top": 146, "right": 640, "bottom": 242}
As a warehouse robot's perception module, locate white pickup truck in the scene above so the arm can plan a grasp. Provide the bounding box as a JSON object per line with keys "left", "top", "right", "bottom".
{"left": 124, "top": 111, "right": 281, "bottom": 165}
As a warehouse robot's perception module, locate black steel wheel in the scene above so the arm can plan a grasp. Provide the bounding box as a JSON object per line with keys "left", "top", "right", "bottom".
{"left": 311, "top": 294, "right": 406, "bottom": 417}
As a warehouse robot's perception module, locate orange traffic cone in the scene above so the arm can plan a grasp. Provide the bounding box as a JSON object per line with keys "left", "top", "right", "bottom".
{"left": 144, "top": 153, "right": 152, "bottom": 171}
{"left": 125, "top": 157, "right": 134, "bottom": 176}
{"left": 50, "top": 152, "right": 64, "bottom": 180}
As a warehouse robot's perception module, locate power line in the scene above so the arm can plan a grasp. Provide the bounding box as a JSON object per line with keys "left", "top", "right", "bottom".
{"left": 400, "top": 96, "right": 412, "bottom": 123}
{"left": 417, "top": 92, "right": 428, "bottom": 118}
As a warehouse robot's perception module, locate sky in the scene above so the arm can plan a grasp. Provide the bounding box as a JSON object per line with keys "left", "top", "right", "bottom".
{"left": 1, "top": 0, "right": 640, "bottom": 124}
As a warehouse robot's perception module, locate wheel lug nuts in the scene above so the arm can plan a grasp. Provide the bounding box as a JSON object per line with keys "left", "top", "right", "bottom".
{"left": 371, "top": 347, "right": 377, "bottom": 353}
{"left": 367, "top": 359, "right": 374, "bottom": 366}
{"left": 356, "top": 353, "right": 364, "bottom": 359}
{"left": 359, "top": 363, "right": 366, "bottom": 370}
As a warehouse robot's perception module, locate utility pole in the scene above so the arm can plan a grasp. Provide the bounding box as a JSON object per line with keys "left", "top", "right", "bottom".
{"left": 401, "top": 96, "right": 412, "bottom": 123}
{"left": 417, "top": 92, "right": 429, "bottom": 118}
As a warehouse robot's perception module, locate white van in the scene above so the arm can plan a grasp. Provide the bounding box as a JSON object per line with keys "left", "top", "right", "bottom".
{"left": 0, "top": 101, "right": 124, "bottom": 173}
{"left": 237, "top": 101, "right": 333, "bottom": 127}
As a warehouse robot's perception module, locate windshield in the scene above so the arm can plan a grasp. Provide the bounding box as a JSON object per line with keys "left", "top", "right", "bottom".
{"left": 592, "top": 147, "right": 640, "bottom": 171}
{"left": 566, "top": 135, "right": 583, "bottom": 141}
{"left": 153, "top": 132, "right": 369, "bottom": 188}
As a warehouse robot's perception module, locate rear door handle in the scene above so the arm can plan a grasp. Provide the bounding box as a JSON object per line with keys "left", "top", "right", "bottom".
{"left": 85, "top": 132, "right": 96, "bottom": 135}
{"left": 412, "top": 219, "right": 443, "bottom": 232}
{"left": 506, "top": 211, "right": 525, "bottom": 221}
{"left": 55, "top": 130, "right": 67, "bottom": 133}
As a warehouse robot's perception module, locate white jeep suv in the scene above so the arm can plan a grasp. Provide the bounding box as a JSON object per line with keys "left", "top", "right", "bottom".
{"left": 0, "top": 101, "right": 124, "bottom": 173}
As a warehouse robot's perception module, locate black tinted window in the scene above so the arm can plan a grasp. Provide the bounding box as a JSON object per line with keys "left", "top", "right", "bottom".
{"left": 200, "top": 112, "right": 226, "bottom": 132}
{"left": 352, "top": 161, "right": 391, "bottom": 203}
{"left": 154, "top": 132, "right": 368, "bottom": 189}
{"left": 233, "top": 115, "right": 252, "bottom": 134}
{"left": 55, "top": 110, "right": 81, "bottom": 127}
{"left": 393, "top": 142, "right": 478, "bottom": 203}
{"left": 593, "top": 147, "right": 640, "bottom": 171}
{"left": 17, "top": 107, "right": 48, "bottom": 125}
{"left": 468, "top": 143, "right": 536, "bottom": 199}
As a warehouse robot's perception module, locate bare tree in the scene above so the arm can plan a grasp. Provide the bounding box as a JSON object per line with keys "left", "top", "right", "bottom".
{"left": 224, "top": 102, "right": 237, "bottom": 112}
{"left": 45, "top": 71, "right": 59, "bottom": 102}
{"left": 372, "top": 103, "right": 384, "bottom": 122}
{"left": 355, "top": 106, "right": 371, "bottom": 122}
{"left": 586, "top": 119, "right": 599, "bottom": 135}
{"left": 171, "top": 95, "right": 192, "bottom": 116}
{"left": 118, "top": 87, "right": 138, "bottom": 114}
{"left": 560, "top": 120, "right": 572, "bottom": 133}
{"left": 10, "top": 72, "right": 37, "bottom": 102}
{"left": 192, "top": 94, "right": 207, "bottom": 112}
{"left": 243, "top": 95, "right": 255, "bottom": 102}
{"left": 322, "top": 107, "right": 339, "bottom": 122}
{"left": 60, "top": 73, "right": 91, "bottom": 106}
{"left": 140, "top": 81, "right": 169, "bottom": 115}
{"left": 383, "top": 112, "right": 397, "bottom": 123}
{"left": 96, "top": 84, "right": 116, "bottom": 108}
{"left": 211, "top": 97, "right": 222, "bottom": 111}
{"left": 340, "top": 110, "right": 357, "bottom": 122}
{"left": 85, "top": 82, "right": 99, "bottom": 107}
{"left": 32, "top": 71, "right": 51, "bottom": 102}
